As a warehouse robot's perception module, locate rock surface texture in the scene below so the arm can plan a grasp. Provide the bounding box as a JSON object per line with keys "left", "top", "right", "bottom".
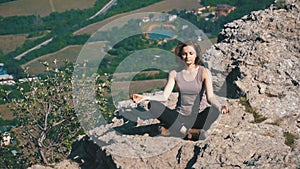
{"left": 32, "top": 1, "right": 300, "bottom": 168}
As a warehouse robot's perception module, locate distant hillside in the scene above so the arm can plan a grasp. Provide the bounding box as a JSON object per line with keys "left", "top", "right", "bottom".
{"left": 0, "top": 0, "right": 96, "bottom": 17}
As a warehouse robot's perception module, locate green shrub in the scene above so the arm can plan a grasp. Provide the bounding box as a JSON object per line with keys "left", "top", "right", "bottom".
{"left": 239, "top": 96, "right": 267, "bottom": 123}
{"left": 276, "top": 0, "right": 286, "bottom": 9}
{"left": 283, "top": 131, "right": 296, "bottom": 147}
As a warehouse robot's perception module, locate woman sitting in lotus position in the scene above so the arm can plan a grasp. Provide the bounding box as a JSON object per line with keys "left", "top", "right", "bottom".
{"left": 131, "top": 41, "right": 229, "bottom": 141}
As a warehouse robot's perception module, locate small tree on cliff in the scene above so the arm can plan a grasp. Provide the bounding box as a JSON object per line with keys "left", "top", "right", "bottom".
{"left": 1, "top": 60, "right": 113, "bottom": 166}
{"left": 10, "top": 62, "right": 84, "bottom": 165}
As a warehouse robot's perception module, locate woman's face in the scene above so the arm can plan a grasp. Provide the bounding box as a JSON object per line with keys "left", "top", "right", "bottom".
{"left": 181, "top": 45, "right": 197, "bottom": 66}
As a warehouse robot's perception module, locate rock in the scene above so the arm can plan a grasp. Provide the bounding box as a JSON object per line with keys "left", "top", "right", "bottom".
{"left": 206, "top": 0, "right": 300, "bottom": 120}
{"left": 64, "top": 1, "right": 300, "bottom": 168}
{"left": 68, "top": 99, "right": 299, "bottom": 168}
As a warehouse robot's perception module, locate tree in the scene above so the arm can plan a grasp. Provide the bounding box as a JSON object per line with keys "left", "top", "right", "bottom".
{"left": 10, "top": 62, "right": 83, "bottom": 165}
{"left": 0, "top": 59, "right": 113, "bottom": 167}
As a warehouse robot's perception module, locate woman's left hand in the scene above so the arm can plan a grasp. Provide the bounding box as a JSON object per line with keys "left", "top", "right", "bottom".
{"left": 220, "top": 105, "right": 230, "bottom": 114}
{"left": 130, "top": 93, "right": 144, "bottom": 103}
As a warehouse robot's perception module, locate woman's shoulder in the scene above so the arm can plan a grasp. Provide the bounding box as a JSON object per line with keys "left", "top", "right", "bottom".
{"left": 169, "top": 69, "right": 177, "bottom": 78}
{"left": 201, "top": 66, "right": 212, "bottom": 80}
{"left": 199, "top": 65, "right": 209, "bottom": 73}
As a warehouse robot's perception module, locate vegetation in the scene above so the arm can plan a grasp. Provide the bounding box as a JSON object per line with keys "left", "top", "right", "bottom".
{"left": 74, "top": 72, "right": 114, "bottom": 129}
{"left": 0, "top": 82, "right": 31, "bottom": 104}
{"left": 266, "top": 119, "right": 282, "bottom": 126}
{"left": 132, "top": 70, "right": 168, "bottom": 81}
{"left": 105, "top": 0, "right": 161, "bottom": 17}
{"left": 0, "top": 0, "right": 274, "bottom": 76}
{"left": 0, "top": 117, "right": 19, "bottom": 127}
{"left": 19, "top": 34, "right": 89, "bottom": 64}
{"left": 0, "top": 0, "right": 109, "bottom": 35}
{"left": 179, "top": 0, "right": 274, "bottom": 37}
{"left": 283, "top": 131, "right": 297, "bottom": 148}
{"left": 201, "top": 0, "right": 273, "bottom": 8}
{"left": 239, "top": 96, "right": 267, "bottom": 123}
{"left": 7, "top": 63, "right": 83, "bottom": 165}
{"left": 0, "top": 62, "right": 114, "bottom": 167}
{"left": 97, "top": 29, "right": 179, "bottom": 75}
{"left": 0, "top": 132, "right": 25, "bottom": 168}
{"left": 0, "top": 0, "right": 163, "bottom": 78}
{"left": 275, "top": 0, "right": 286, "bottom": 9}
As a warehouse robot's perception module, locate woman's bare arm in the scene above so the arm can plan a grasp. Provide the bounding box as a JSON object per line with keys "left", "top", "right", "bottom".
{"left": 131, "top": 70, "right": 176, "bottom": 103}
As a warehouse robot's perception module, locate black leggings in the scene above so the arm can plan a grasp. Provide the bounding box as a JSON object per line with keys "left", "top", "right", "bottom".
{"left": 148, "top": 101, "right": 218, "bottom": 133}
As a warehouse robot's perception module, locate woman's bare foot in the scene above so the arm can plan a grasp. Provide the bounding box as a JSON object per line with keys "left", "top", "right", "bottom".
{"left": 185, "top": 128, "right": 206, "bottom": 141}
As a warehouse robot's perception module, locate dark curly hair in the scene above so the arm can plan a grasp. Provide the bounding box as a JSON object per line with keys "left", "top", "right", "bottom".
{"left": 174, "top": 41, "right": 203, "bottom": 66}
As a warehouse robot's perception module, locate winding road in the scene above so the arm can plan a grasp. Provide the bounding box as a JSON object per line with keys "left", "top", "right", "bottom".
{"left": 49, "top": 0, "right": 56, "bottom": 12}
{"left": 14, "top": 38, "right": 53, "bottom": 60}
{"left": 14, "top": 0, "right": 116, "bottom": 60}
{"left": 89, "top": 0, "right": 117, "bottom": 20}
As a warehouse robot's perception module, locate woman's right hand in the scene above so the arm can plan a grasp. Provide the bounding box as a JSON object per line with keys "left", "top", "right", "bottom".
{"left": 130, "top": 93, "right": 144, "bottom": 103}
{"left": 220, "top": 105, "right": 230, "bottom": 114}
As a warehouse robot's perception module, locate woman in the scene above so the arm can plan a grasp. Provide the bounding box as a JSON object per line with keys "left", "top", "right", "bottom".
{"left": 131, "top": 41, "right": 229, "bottom": 141}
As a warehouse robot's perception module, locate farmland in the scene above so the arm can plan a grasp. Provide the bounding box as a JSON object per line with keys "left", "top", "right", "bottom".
{"left": 75, "top": 0, "right": 200, "bottom": 35}
{"left": 112, "top": 79, "right": 166, "bottom": 98}
{"left": 21, "top": 45, "right": 83, "bottom": 74}
{"left": 0, "top": 34, "right": 27, "bottom": 54}
{"left": 18, "top": 0, "right": 200, "bottom": 74}
{"left": 0, "top": 0, "right": 96, "bottom": 17}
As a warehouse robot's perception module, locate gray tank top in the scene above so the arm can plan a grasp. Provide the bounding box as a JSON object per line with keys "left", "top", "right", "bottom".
{"left": 175, "top": 66, "right": 210, "bottom": 116}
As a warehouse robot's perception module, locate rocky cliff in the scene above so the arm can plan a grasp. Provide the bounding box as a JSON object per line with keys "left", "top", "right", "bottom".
{"left": 30, "top": 0, "right": 300, "bottom": 168}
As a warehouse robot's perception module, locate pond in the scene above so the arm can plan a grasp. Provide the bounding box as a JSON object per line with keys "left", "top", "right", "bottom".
{"left": 148, "top": 28, "right": 175, "bottom": 40}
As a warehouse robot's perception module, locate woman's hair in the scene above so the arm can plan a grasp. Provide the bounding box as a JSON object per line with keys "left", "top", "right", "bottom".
{"left": 174, "top": 41, "right": 203, "bottom": 65}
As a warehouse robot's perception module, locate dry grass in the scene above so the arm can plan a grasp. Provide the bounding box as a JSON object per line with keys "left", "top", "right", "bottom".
{"left": 22, "top": 45, "right": 83, "bottom": 75}
{"left": 52, "top": 0, "right": 96, "bottom": 13}
{"left": 239, "top": 96, "right": 268, "bottom": 123}
{"left": 0, "top": 0, "right": 96, "bottom": 17}
{"left": 0, "top": 104, "right": 14, "bottom": 120}
{"left": 0, "top": 34, "right": 27, "bottom": 55}
{"left": 75, "top": 0, "right": 200, "bottom": 35}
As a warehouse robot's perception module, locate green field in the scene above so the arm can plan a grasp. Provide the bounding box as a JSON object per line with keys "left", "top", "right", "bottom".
{"left": 0, "top": 0, "right": 96, "bottom": 17}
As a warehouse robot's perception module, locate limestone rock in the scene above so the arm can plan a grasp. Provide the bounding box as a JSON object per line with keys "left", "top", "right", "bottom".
{"left": 52, "top": 1, "right": 300, "bottom": 168}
